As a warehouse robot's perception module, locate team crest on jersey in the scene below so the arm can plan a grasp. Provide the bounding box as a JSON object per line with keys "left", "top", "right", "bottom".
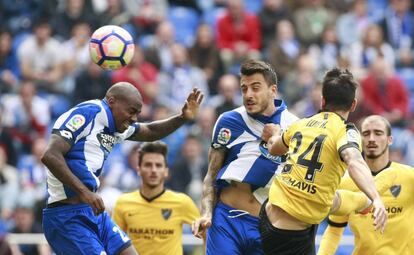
{"left": 161, "top": 209, "right": 172, "bottom": 220}
{"left": 217, "top": 128, "right": 231, "bottom": 145}
{"left": 65, "top": 114, "right": 86, "bottom": 132}
{"left": 390, "top": 185, "right": 401, "bottom": 198}
{"left": 259, "top": 141, "right": 282, "bottom": 163}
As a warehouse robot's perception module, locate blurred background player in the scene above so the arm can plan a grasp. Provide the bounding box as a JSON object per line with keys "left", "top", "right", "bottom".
{"left": 318, "top": 115, "right": 414, "bottom": 255}
{"left": 112, "top": 141, "right": 200, "bottom": 255}
{"left": 259, "top": 68, "right": 387, "bottom": 254}
{"left": 41, "top": 82, "right": 203, "bottom": 255}
{"left": 192, "top": 59, "right": 297, "bottom": 254}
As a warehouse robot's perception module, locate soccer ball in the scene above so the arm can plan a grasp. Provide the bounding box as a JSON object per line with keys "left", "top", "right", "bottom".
{"left": 89, "top": 25, "right": 135, "bottom": 70}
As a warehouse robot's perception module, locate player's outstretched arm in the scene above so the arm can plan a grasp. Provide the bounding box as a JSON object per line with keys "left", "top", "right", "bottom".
{"left": 41, "top": 134, "right": 105, "bottom": 215}
{"left": 340, "top": 147, "right": 387, "bottom": 233}
{"left": 128, "top": 88, "right": 204, "bottom": 141}
{"left": 192, "top": 147, "right": 226, "bottom": 239}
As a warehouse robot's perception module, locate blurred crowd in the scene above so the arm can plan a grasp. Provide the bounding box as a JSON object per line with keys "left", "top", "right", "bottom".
{"left": 0, "top": 0, "right": 414, "bottom": 254}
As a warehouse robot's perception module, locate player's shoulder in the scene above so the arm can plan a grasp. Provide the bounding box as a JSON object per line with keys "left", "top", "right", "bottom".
{"left": 116, "top": 191, "right": 140, "bottom": 203}
{"left": 388, "top": 161, "right": 414, "bottom": 176}
{"left": 165, "top": 190, "right": 195, "bottom": 204}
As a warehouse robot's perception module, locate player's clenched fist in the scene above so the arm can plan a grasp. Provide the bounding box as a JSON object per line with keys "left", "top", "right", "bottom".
{"left": 261, "top": 123, "right": 281, "bottom": 142}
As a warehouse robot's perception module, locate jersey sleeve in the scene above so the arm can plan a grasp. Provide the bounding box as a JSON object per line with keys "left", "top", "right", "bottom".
{"left": 337, "top": 122, "right": 362, "bottom": 156}
{"left": 281, "top": 121, "right": 297, "bottom": 148}
{"left": 180, "top": 194, "right": 200, "bottom": 225}
{"left": 51, "top": 104, "right": 101, "bottom": 145}
{"left": 112, "top": 198, "right": 127, "bottom": 232}
{"left": 211, "top": 112, "right": 246, "bottom": 150}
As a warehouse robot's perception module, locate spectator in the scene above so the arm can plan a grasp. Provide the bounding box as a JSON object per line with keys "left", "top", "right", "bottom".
{"left": 293, "top": 0, "right": 336, "bottom": 46}
{"left": 112, "top": 46, "right": 159, "bottom": 105}
{"left": 51, "top": 0, "right": 99, "bottom": 40}
{"left": 282, "top": 54, "right": 319, "bottom": 106}
{"left": 72, "top": 63, "right": 112, "bottom": 105}
{"left": 0, "top": 29, "right": 20, "bottom": 93}
{"left": 309, "top": 24, "right": 340, "bottom": 71}
{"left": 157, "top": 43, "right": 209, "bottom": 112}
{"left": 189, "top": 106, "right": 217, "bottom": 155}
{"left": 0, "top": 105, "right": 17, "bottom": 166}
{"left": 1, "top": 81, "right": 50, "bottom": 154}
{"left": 97, "top": 0, "right": 131, "bottom": 27}
{"left": 17, "top": 137, "right": 48, "bottom": 222}
{"left": 168, "top": 135, "right": 207, "bottom": 204}
{"left": 189, "top": 23, "right": 223, "bottom": 95}
{"left": 124, "top": 0, "right": 168, "bottom": 36}
{"left": 379, "top": 0, "right": 414, "bottom": 67}
{"left": 290, "top": 82, "right": 322, "bottom": 117}
{"left": 216, "top": 0, "right": 262, "bottom": 71}
{"left": 343, "top": 24, "right": 395, "bottom": 78}
{"left": 336, "top": 0, "right": 372, "bottom": 47}
{"left": 104, "top": 143, "right": 141, "bottom": 193}
{"left": 9, "top": 206, "right": 50, "bottom": 255}
{"left": 0, "top": 0, "right": 43, "bottom": 35}
{"left": 0, "top": 146, "right": 19, "bottom": 220}
{"left": 258, "top": 0, "right": 293, "bottom": 51}
{"left": 267, "top": 19, "right": 303, "bottom": 82}
{"left": 60, "top": 21, "right": 92, "bottom": 96}
{"left": 143, "top": 21, "right": 175, "bottom": 71}
{"left": 361, "top": 57, "right": 410, "bottom": 127}
{"left": 17, "top": 18, "right": 64, "bottom": 94}
{"left": 208, "top": 74, "right": 242, "bottom": 116}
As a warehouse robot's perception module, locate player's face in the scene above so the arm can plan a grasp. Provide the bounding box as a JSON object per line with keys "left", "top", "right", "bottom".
{"left": 111, "top": 95, "right": 142, "bottom": 132}
{"left": 138, "top": 153, "right": 168, "bottom": 188}
{"left": 361, "top": 119, "right": 391, "bottom": 159}
{"left": 240, "top": 73, "right": 276, "bottom": 115}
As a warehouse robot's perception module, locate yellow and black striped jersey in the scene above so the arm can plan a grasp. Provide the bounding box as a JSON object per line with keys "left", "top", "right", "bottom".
{"left": 329, "top": 162, "right": 414, "bottom": 255}
{"left": 269, "top": 112, "right": 362, "bottom": 224}
{"left": 113, "top": 189, "right": 200, "bottom": 255}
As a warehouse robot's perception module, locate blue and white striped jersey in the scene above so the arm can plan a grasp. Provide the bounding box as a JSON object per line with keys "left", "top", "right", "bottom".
{"left": 211, "top": 99, "right": 298, "bottom": 203}
{"left": 46, "top": 99, "right": 139, "bottom": 204}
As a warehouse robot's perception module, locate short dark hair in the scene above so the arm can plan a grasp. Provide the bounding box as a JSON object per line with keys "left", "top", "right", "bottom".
{"left": 138, "top": 141, "right": 168, "bottom": 166}
{"left": 322, "top": 68, "right": 358, "bottom": 111}
{"left": 240, "top": 59, "right": 278, "bottom": 86}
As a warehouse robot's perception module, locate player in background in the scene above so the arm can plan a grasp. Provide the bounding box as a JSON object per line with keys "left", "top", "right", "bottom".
{"left": 318, "top": 115, "right": 414, "bottom": 255}
{"left": 41, "top": 82, "right": 203, "bottom": 255}
{"left": 112, "top": 141, "right": 200, "bottom": 255}
{"left": 259, "top": 68, "right": 387, "bottom": 254}
{"left": 192, "top": 59, "right": 297, "bottom": 254}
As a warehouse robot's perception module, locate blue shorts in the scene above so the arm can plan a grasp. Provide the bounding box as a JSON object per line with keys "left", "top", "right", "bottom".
{"left": 43, "top": 203, "right": 131, "bottom": 255}
{"left": 206, "top": 202, "right": 264, "bottom": 255}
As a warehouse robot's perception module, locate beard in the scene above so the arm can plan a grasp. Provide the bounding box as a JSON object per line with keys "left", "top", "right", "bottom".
{"left": 365, "top": 144, "right": 388, "bottom": 159}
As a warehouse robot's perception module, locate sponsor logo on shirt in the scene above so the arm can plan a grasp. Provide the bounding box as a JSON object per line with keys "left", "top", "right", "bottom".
{"left": 97, "top": 133, "right": 116, "bottom": 154}
{"left": 259, "top": 141, "right": 282, "bottom": 163}
{"left": 65, "top": 114, "right": 86, "bottom": 132}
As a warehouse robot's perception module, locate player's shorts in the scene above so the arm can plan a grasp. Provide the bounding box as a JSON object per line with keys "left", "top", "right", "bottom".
{"left": 259, "top": 200, "right": 317, "bottom": 255}
{"left": 43, "top": 203, "right": 131, "bottom": 255}
{"left": 206, "top": 202, "right": 264, "bottom": 255}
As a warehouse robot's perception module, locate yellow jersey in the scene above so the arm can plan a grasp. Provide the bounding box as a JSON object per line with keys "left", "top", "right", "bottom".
{"left": 269, "top": 112, "right": 362, "bottom": 224}
{"left": 112, "top": 189, "right": 200, "bottom": 255}
{"left": 329, "top": 162, "right": 414, "bottom": 255}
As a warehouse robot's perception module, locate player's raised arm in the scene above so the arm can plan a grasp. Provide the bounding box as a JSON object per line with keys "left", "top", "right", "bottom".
{"left": 192, "top": 147, "right": 226, "bottom": 239}
{"left": 41, "top": 134, "right": 105, "bottom": 215}
{"left": 128, "top": 88, "right": 203, "bottom": 141}
{"left": 340, "top": 147, "right": 387, "bottom": 233}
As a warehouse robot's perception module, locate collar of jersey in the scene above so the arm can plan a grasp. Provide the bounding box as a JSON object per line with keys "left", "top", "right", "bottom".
{"left": 248, "top": 99, "right": 287, "bottom": 123}
{"left": 101, "top": 99, "right": 116, "bottom": 134}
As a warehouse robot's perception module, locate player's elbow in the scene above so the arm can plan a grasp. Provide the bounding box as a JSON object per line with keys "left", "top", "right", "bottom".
{"left": 41, "top": 149, "right": 56, "bottom": 166}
